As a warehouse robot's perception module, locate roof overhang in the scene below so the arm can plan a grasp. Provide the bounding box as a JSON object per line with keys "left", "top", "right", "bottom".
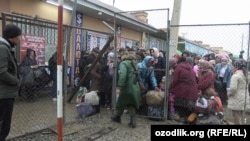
{"left": 61, "top": 0, "right": 165, "bottom": 38}
{"left": 44, "top": 0, "right": 167, "bottom": 39}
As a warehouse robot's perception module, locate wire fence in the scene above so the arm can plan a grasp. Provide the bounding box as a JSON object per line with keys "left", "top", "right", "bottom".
{"left": 1, "top": 12, "right": 250, "bottom": 140}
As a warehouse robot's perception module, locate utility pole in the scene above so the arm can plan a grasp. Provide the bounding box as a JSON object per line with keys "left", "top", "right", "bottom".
{"left": 241, "top": 34, "right": 244, "bottom": 51}
{"left": 169, "top": 0, "right": 182, "bottom": 58}
{"left": 57, "top": 0, "right": 63, "bottom": 140}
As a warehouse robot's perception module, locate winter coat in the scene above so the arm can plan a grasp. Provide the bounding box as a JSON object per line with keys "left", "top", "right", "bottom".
{"left": 90, "top": 61, "right": 105, "bottom": 92}
{"left": 19, "top": 48, "right": 38, "bottom": 85}
{"left": 197, "top": 68, "right": 215, "bottom": 94}
{"left": 227, "top": 70, "right": 250, "bottom": 111}
{"left": 214, "top": 63, "right": 232, "bottom": 88}
{"left": 153, "top": 55, "right": 166, "bottom": 86}
{"left": 116, "top": 59, "right": 141, "bottom": 109}
{"left": 170, "top": 61, "right": 199, "bottom": 101}
{"left": 0, "top": 37, "right": 20, "bottom": 99}
{"left": 48, "top": 52, "right": 57, "bottom": 76}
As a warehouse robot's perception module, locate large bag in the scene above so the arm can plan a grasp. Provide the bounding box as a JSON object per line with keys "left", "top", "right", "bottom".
{"left": 76, "top": 102, "right": 96, "bottom": 117}
{"left": 21, "top": 69, "right": 35, "bottom": 85}
{"left": 84, "top": 90, "right": 99, "bottom": 105}
{"left": 145, "top": 90, "right": 164, "bottom": 106}
{"left": 147, "top": 106, "right": 164, "bottom": 119}
{"left": 34, "top": 67, "right": 52, "bottom": 86}
{"left": 196, "top": 114, "right": 222, "bottom": 125}
{"left": 33, "top": 69, "right": 43, "bottom": 78}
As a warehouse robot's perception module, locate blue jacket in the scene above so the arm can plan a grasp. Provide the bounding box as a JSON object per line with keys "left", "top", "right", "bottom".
{"left": 214, "top": 63, "right": 232, "bottom": 88}
{"left": 136, "top": 56, "right": 157, "bottom": 90}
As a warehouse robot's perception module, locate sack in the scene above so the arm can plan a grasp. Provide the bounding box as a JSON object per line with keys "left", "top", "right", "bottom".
{"left": 84, "top": 90, "right": 99, "bottom": 105}
{"left": 22, "top": 69, "right": 35, "bottom": 85}
{"left": 147, "top": 106, "right": 164, "bottom": 119}
{"left": 145, "top": 90, "right": 164, "bottom": 106}
{"left": 196, "top": 114, "right": 222, "bottom": 125}
{"left": 76, "top": 102, "right": 96, "bottom": 117}
{"left": 33, "top": 69, "right": 43, "bottom": 78}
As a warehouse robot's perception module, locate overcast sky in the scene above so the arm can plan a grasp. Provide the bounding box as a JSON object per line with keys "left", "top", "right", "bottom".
{"left": 100, "top": 0, "right": 250, "bottom": 28}
{"left": 99, "top": 0, "right": 250, "bottom": 55}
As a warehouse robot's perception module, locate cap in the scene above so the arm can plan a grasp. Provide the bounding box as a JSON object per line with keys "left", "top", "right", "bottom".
{"left": 3, "top": 24, "right": 22, "bottom": 39}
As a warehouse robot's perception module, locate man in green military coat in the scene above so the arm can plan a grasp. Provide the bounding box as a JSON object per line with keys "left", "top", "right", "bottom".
{"left": 111, "top": 51, "right": 141, "bottom": 128}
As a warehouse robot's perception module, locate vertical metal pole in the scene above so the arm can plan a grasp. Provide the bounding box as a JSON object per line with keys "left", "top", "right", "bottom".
{"left": 241, "top": 34, "right": 244, "bottom": 51}
{"left": 164, "top": 9, "right": 170, "bottom": 121}
{"left": 244, "top": 22, "right": 250, "bottom": 124}
{"left": 57, "top": 0, "right": 64, "bottom": 140}
{"left": 169, "top": 0, "right": 182, "bottom": 58}
{"left": 112, "top": 13, "right": 117, "bottom": 112}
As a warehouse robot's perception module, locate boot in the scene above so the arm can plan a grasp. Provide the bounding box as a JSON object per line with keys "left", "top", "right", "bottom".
{"left": 111, "top": 115, "right": 121, "bottom": 123}
{"left": 128, "top": 116, "right": 136, "bottom": 128}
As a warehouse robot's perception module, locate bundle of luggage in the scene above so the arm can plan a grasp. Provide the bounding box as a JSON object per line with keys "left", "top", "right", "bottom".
{"left": 145, "top": 90, "right": 165, "bottom": 120}
{"left": 75, "top": 87, "right": 100, "bottom": 118}
{"left": 188, "top": 91, "right": 224, "bottom": 125}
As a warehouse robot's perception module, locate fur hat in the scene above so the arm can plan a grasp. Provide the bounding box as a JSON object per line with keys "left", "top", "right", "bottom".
{"left": 3, "top": 24, "right": 22, "bottom": 38}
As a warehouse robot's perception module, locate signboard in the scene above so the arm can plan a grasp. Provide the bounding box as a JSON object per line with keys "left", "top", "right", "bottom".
{"left": 87, "top": 31, "right": 108, "bottom": 51}
{"left": 20, "top": 34, "right": 46, "bottom": 64}
{"left": 73, "top": 11, "right": 84, "bottom": 87}
{"left": 120, "top": 37, "right": 132, "bottom": 48}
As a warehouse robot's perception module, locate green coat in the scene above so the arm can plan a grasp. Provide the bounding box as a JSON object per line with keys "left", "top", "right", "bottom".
{"left": 0, "top": 37, "right": 20, "bottom": 99}
{"left": 116, "top": 59, "right": 141, "bottom": 109}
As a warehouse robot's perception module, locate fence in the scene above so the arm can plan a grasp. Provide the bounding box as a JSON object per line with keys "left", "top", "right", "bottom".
{"left": 171, "top": 23, "right": 250, "bottom": 124}
{"left": 1, "top": 12, "right": 250, "bottom": 140}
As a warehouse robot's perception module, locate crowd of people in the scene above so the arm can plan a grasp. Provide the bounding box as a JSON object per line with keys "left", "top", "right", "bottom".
{"left": 77, "top": 44, "right": 250, "bottom": 127}
{"left": 170, "top": 51, "right": 250, "bottom": 125}
{"left": 1, "top": 23, "right": 250, "bottom": 141}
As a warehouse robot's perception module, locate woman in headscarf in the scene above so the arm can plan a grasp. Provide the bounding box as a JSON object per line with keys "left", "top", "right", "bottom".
{"left": 19, "top": 48, "right": 39, "bottom": 102}
{"left": 136, "top": 55, "right": 159, "bottom": 92}
{"left": 227, "top": 60, "right": 250, "bottom": 124}
{"left": 214, "top": 57, "right": 232, "bottom": 105}
{"left": 169, "top": 56, "right": 199, "bottom": 121}
{"left": 197, "top": 60, "right": 215, "bottom": 95}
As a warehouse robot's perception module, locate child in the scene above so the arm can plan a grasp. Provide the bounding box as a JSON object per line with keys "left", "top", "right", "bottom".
{"left": 159, "top": 76, "right": 179, "bottom": 120}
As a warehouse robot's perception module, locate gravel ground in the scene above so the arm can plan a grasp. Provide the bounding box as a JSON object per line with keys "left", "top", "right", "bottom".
{"left": 7, "top": 108, "right": 182, "bottom": 141}
{"left": 7, "top": 106, "right": 250, "bottom": 141}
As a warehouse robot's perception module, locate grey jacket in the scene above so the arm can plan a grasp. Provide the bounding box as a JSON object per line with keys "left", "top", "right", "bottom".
{"left": 0, "top": 37, "right": 20, "bottom": 99}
